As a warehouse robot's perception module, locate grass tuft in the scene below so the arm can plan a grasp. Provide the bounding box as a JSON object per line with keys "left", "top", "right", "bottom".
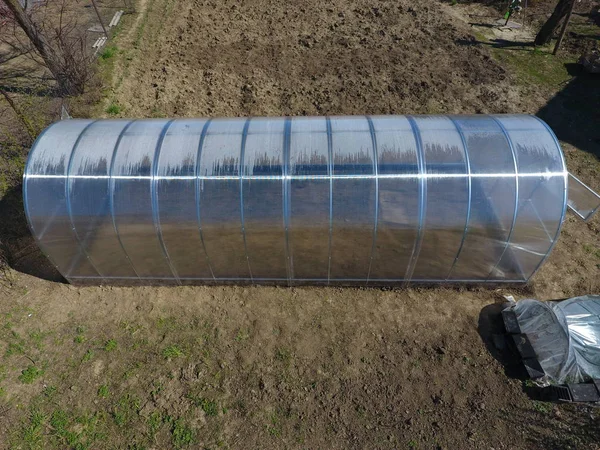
{"left": 162, "top": 345, "right": 184, "bottom": 359}
{"left": 18, "top": 365, "right": 44, "bottom": 384}
{"left": 171, "top": 418, "right": 195, "bottom": 448}
{"left": 104, "top": 339, "right": 118, "bottom": 352}
{"left": 106, "top": 102, "right": 122, "bottom": 115}
{"left": 100, "top": 46, "right": 118, "bottom": 60}
{"left": 98, "top": 384, "right": 109, "bottom": 398}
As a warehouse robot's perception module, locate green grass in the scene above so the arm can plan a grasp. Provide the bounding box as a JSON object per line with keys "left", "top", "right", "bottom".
{"left": 99, "top": 46, "right": 118, "bottom": 61}
{"left": 171, "top": 418, "right": 195, "bottom": 448}
{"left": 532, "top": 401, "right": 552, "bottom": 414}
{"left": 43, "top": 385, "right": 57, "bottom": 398}
{"left": 18, "top": 365, "right": 44, "bottom": 384}
{"left": 106, "top": 102, "right": 122, "bottom": 115}
{"left": 98, "top": 384, "right": 109, "bottom": 398}
{"left": 134, "top": 0, "right": 156, "bottom": 49}
{"left": 21, "top": 407, "right": 46, "bottom": 449}
{"left": 112, "top": 393, "right": 141, "bottom": 427}
{"left": 266, "top": 412, "right": 281, "bottom": 437}
{"left": 235, "top": 329, "right": 250, "bottom": 342}
{"left": 82, "top": 349, "right": 94, "bottom": 363}
{"left": 583, "top": 244, "right": 600, "bottom": 259}
{"left": 6, "top": 341, "right": 25, "bottom": 356}
{"left": 104, "top": 339, "right": 118, "bottom": 352}
{"left": 162, "top": 345, "right": 184, "bottom": 359}
{"left": 275, "top": 347, "right": 291, "bottom": 363}
{"left": 489, "top": 46, "right": 574, "bottom": 89}
{"left": 148, "top": 411, "right": 163, "bottom": 440}
{"left": 187, "top": 395, "right": 219, "bottom": 416}
{"left": 74, "top": 326, "right": 86, "bottom": 344}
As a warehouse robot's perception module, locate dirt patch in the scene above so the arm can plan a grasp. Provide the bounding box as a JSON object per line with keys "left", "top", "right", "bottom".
{"left": 1, "top": 0, "right": 600, "bottom": 448}
{"left": 114, "top": 0, "right": 533, "bottom": 117}
{"left": 1, "top": 277, "right": 599, "bottom": 449}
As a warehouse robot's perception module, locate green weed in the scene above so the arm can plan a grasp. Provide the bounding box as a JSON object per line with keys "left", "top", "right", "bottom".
{"left": 19, "top": 365, "right": 44, "bottom": 384}
{"left": 6, "top": 342, "right": 25, "bottom": 356}
{"left": 275, "top": 347, "right": 291, "bottom": 363}
{"left": 100, "top": 46, "right": 118, "bottom": 60}
{"left": 533, "top": 401, "right": 552, "bottom": 414}
{"left": 162, "top": 345, "right": 184, "bottom": 359}
{"left": 82, "top": 349, "right": 94, "bottom": 362}
{"left": 171, "top": 418, "right": 195, "bottom": 448}
{"left": 188, "top": 395, "right": 218, "bottom": 417}
{"left": 98, "top": 384, "right": 109, "bottom": 398}
{"left": 104, "top": 339, "right": 118, "bottom": 352}
{"left": 43, "top": 385, "right": 57, "bottom": 398}
{"left": 106, "top": 103, "right": 122, "bottom": 115}
{"left": 267, "top": 411, "right": 281, "bottom": 437}
{"left": 21, "top": 407, "right": 46, "bottom": 448}
{"left": 148, "top": 411, "right": 163, "bottom": 440}
{"left": 112, "top": 393, "right": 141, "bottom": 427}
{"left": 235, "top": 329, "right": 250, "bottom": 342}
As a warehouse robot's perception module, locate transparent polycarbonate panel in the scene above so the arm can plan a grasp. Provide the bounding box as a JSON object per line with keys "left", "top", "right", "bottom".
{"left": 495, "top": 115, "right": 564, "bottom": 173}
{"left": 112, "top": 119, "right": 175, "bottom": 279}
{"left": 68, "top": 120, "right": 137, "bottom": 280}
{"left": 568, "top": 173, "right": 600, "bottom": 222}
{"left": 329, "top": 117, "right": 376, "bottom": 280}
{"left": 242, "top": 118, "right": 288, "bottom": 280}
{"left": 410, "top": 116, "right": 469, "bottom": 280}
{"left": 198, "top": 118, "right": 249, "bottom": 279}
{"left": 25, "top": 120, "right": 98, "bottom": 280}
{"left": 447, "top": 116, "right": 517, "bottom": 280}
{"left": 368, "top": 116, "right": 419, "bottom": 281}
{"left": 493, "top": 115, "right": 567, "bottom": 280}
{"left": 24, "top": 115, "right": 568, "bottom": 286}
{"left": 288, "top": 117, "right": 330, "bottom": 281}
{"left": 156, "top": 119, "right": 213, "bottom": 280}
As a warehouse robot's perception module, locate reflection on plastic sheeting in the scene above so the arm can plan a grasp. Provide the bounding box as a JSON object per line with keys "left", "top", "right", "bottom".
{"left": 23, "top": 115, "right": 568, "bottom": 286}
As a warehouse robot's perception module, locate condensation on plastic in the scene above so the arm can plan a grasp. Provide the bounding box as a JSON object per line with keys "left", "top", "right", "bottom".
{"left": 567, "top": 173, "right": 600, "bottom": 222}
{"left": 23, "top": 115, "right": 568, "bottom": 286}
{"left": 511, "top": 296, "right": 600, "bottom": 384}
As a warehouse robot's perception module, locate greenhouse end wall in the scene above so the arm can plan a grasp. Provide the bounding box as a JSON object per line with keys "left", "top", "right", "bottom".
{"left": 23, "top": 115, "right": 568, "bottom": 286}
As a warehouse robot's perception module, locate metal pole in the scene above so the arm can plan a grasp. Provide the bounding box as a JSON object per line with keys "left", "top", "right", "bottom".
{"left": 553, "top": 0, "right": 576, "bottom": 56}
{"left": 91, "top": 0, "right": 109, "bottom": 38}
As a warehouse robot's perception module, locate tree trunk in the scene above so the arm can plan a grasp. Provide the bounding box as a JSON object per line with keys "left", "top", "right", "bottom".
{"left": 2, "top": 0, "right": 82, "bottom": 95}
{"left": 534, "top": 0, "right": 576, "bottom": 46}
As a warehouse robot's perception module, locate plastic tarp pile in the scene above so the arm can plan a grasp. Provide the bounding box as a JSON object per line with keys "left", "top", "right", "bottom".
{"left": 505, "top": 295, "right": 600, "bottom": 384}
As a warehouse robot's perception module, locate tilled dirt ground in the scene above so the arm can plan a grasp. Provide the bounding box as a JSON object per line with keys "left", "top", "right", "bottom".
{"left": 117, "top": 0, "right": 522, "bottom": 117}
{"left": 1, "top": 0, "right": 600, "bottom": 448}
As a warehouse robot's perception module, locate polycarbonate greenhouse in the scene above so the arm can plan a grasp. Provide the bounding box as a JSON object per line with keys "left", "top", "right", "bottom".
{"left": 24, "top": 115, "right": 570, "bottom": 286}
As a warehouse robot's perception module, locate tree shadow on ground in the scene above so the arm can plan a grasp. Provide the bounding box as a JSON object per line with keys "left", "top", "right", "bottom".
{"left": 0, "top": 183, "right": 64, "bottom": 282}
{"left": 537, "top": 63, "right": 600, "bottom": 160}
{"left": 455, "top": 36, "right": 535, "bottom": 51}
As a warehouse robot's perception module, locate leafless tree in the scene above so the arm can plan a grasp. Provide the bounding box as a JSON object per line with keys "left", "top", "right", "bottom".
{"left": 1, "top": 0, "right": 92, "bottom": 95}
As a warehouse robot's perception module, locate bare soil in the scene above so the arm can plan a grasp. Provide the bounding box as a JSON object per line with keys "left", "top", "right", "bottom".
{"left": 1, "top": 0, "right": 600, "bottom": 449}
